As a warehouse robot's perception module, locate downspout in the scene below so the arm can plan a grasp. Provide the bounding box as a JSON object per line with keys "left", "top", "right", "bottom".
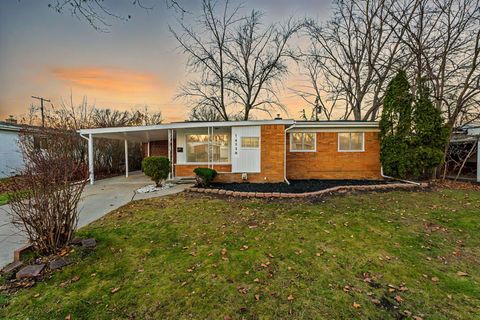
{"left": 284, "top": 123, "right": 296, "bottom": 185}
{"left": 380, "top": 166, "right": 421, "bottom": 186}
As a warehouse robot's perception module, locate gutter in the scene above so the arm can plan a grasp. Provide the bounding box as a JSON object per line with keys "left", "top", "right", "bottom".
{"left": 284, "top": 122, "right": 297, "bottom": 185}
{"left": 380, "top": 166, "right": 421, "bottom": 186}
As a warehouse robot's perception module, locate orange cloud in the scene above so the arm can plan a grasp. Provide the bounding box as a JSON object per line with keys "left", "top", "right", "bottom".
{"left": 51, "top": 66, "right": 162, "bottom": 94}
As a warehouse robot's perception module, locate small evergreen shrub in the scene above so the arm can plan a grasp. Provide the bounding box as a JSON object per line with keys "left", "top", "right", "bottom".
{"left": 193, "top": 167, "right": 217, "bottom": 187}
{"left": 142, "top": 156, "right": 170, "bottom": 187}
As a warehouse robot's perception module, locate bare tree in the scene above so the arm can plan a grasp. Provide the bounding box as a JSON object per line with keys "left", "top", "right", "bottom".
{"left": 9, "top": 129, "right": 88, "bottom": 254}
{"left": 225, "top": 10, "right": 301, "bottom": 120}
{"left": 391, "top": 0, "right": 480, "bottom": 128}
{"left": 172, "top": 0, "right": 300, "bottom": 120}
{"left": 189, "top": 106, "right": 223, "bottom": 121}
{"left": 133, "top": 106, "right": 164, "bottom": 125}
{"left": 304, "top": 0, "right": 416, "bottom": 120}
{"left": 20, "top": 96, "right": 161, "bottom": 178}
{"left": 47, "top": 1, "right": 191, "bottom": 31}
{"left": 292, "top": 52, "right": 339, "bottom": 120}
{"left": 171, "top": 0, "right": 241, "bottom": 120}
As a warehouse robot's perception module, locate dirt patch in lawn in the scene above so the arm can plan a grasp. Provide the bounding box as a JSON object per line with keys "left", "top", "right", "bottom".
{"left": 209, "top": 179, "right": 394, "bottom": 194}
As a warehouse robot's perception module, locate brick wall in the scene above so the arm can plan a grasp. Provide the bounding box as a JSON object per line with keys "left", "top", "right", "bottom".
{"left": 213, "top": 124, "right": 286, "bottom": 183}
{"left": 286, "top": 131, "right": 381, "bottom": 180}
{"left": 175, "top": 164, "right": 232, "bottom": 177}
{"left": 142, "top": 141, "right": 168, "bottom": 158}
{"left": 145, "top": 127, "right": 381, "bottom": 182}
{"left": 174, "top": 124, "right": 286, "bottom": 183}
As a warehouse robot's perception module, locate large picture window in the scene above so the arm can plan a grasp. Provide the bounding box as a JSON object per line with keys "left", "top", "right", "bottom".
{"left": 186, "top": 133, "right": 230, "bottom": 163}
{"left": 290, "top": 132, "right": 316, "bottom": 152}
{"left": 338, "top": 132, "right": 364, "bottom": 151}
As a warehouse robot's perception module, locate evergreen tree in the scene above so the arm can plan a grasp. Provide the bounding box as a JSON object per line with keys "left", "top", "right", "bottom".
{"left": 379, "top": 70, "right": 413, "bottom": 178}
{"left": 412, "top": 79, "right": 449, "bottom": 178}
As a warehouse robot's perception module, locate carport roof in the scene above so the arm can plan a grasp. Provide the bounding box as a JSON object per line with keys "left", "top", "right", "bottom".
{"left": 78, "top": 120, "right": 293, "bottom": 142}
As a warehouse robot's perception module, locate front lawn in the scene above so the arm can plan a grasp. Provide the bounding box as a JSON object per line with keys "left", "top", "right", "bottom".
{"left": 1, "top": 188, "right": 479, "bottom": 319}
{"left": 0, "top": 193, "right": 10, "bottom": 206}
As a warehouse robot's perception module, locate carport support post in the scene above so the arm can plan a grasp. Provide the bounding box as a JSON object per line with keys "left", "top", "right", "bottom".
{"left": 477, "top": 139, "right": 479, "bottom": 182}
{"left": 167, "top": 129, "right": 172, "bottom": 180}
{"left": 124, "top": 139, "right": 129, "bottom": 178}
{"left": 88, "top": 134, "right": 94, "bottom": 184}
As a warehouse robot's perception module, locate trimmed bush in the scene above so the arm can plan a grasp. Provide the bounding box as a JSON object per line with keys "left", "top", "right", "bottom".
{"left": 193, "top": 167, "right": 217, "bottom": 187}
{"left": 142, "top": 156, "right": 170, "bottom": 187}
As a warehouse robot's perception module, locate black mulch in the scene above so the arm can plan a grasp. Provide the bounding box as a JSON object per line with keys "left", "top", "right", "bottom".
{"left": 208, "top": 179, "right": 394, "bottom": 194}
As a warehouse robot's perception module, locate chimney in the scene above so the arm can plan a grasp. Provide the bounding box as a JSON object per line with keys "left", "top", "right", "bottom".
{"left": 274, "top": 114, "right": 282, "bottom": 120}
{"left": 5, "top": 115, "right": 17, "bottom": 124}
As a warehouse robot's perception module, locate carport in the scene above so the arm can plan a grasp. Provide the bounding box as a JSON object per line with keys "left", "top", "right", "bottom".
{"left": 78, "top": 121, "right": 257, "bottom": 184}
{"left": 79, "top": 124, "right": 175, "bottom": 184}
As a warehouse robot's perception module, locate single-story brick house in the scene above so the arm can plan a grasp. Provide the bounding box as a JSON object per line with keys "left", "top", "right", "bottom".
{"left": 79, "top": 119, "right": 382, "bottom": 184}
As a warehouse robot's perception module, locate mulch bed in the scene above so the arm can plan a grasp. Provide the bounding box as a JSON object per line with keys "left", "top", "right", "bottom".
{"left": 433, "top": 179, "right": 480, "bottom": 191}
{"left": 209, "top": 179, "right": 394, "bottom": 194}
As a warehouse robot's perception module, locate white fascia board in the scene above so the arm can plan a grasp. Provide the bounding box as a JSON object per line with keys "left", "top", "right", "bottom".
{"left": 467, "top": 127, "right": 480, "bottom": 136}
{"left": 0, "top": 125, "right": 21, "bottom": 132}
{"left": 77, "top": 120, "right": 379, "bottom": 136}
{"left": 293, "top": 121, "right": 379, "bottom": 128}
{"left": 78, "top": 119, "right": 295, "bottom": 135}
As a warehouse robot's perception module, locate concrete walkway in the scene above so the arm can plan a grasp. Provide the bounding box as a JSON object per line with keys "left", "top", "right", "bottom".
{"left": 0, "top": 171, "right": 189, "bottom": 268}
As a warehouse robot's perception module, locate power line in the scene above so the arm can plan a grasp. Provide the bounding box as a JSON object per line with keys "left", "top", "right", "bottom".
{"left": 31, "top": 96, "right": 51, "bottom": 127}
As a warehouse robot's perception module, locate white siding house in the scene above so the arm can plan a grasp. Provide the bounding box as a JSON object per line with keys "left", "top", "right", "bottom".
{"left": 0, "top": 121, "right": 23, "bottom": 178}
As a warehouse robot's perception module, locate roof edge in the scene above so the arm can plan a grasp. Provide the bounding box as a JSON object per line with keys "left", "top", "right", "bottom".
{"left": 78, "top": 119, "right": 379, "bottom": 135}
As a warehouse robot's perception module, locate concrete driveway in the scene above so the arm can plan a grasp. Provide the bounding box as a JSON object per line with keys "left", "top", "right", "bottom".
{"left": 0, "top": 171, "right": 189, "bottom": 268}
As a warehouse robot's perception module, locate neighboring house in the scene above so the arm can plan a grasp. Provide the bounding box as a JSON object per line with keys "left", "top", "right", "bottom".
{"left": 448, "top": 123, "right": 480, "bottom": 182}
{"left": 0, "top": 119, "right": 24, "bottom": 178}
{"left": 79, "top": 119, "right": 382, "bottom": 184}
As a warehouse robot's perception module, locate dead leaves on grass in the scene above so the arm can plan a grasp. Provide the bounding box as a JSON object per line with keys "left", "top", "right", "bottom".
{"left": 111, "top": 287, "right": 120, "bottom": 294}
{"left": 60, "top": 275, "right": 80, "bottom": 288}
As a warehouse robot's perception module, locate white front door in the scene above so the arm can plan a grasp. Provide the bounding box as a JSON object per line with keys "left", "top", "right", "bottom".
{"left": 231, "top": 126, "right": 261, "bottom": 173}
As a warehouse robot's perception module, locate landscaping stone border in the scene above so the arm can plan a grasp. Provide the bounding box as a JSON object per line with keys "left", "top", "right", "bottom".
{"left": 187, "top": 182, "right": 427, "bottom": 198}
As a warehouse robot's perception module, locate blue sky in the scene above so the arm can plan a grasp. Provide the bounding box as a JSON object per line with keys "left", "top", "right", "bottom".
{"left": 0, "top": 0, "right": 332, "bottom": 122}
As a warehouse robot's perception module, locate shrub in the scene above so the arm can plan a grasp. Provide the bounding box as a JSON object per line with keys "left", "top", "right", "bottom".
{"left": 193, "top": 167, "right": 217, "bottom": 187}
{"left": 380, "top": 72, "right": 449, "bottom": 180}
{"left": 380, "top": 70, "right": 414, "bottom": 178}
{"left": 8, "top": 129, "right": 88, "bottom": 254}
{"left": 412, "top": 79, "right": 449, "bottom": 178}
{"left": 142, "top": 156, "right": 170, "bottom": 187}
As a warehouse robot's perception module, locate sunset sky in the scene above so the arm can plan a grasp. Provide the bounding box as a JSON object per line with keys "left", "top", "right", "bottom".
{"left": 0, "top": 0, "right": 332, "bottom": 123}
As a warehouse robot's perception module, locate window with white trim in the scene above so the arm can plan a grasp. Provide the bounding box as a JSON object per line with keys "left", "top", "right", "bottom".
{"left": 290, "top": 132, "right": 316, "bottom": 152}
{"left": 338, "top": 132, "right": 364, "bottom": 151}
{"left": 186, "top": 133, "right": 230, "bottom": 163}
{"left": 241, "top": 137, "right": 259, "bottom": 148}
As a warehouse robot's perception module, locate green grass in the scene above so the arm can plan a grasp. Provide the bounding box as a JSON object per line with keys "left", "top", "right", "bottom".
{"left": 1, "top": 189, "right": 479, "bottom": 319}
{"left": 0, "top": 190, "right": 31, "bottom": 206}
{"left": 0, "top": 193, "right": 10, "bottom": 206}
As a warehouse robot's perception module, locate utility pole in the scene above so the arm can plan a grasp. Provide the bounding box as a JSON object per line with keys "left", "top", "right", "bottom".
{"left": 31, "top": 96, "right": 50, "bottom": 127}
